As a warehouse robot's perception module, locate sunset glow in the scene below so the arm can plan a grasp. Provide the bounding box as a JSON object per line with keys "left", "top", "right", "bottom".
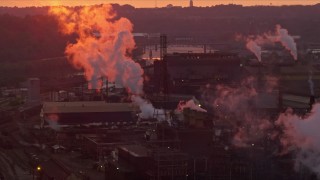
{"left": 1, "top": 0, "right": 318, "bottom": 8}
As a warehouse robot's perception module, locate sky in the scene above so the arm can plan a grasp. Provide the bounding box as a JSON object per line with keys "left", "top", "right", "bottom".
{"left": 0, "top": 0, "right": 319, "bottom": 8}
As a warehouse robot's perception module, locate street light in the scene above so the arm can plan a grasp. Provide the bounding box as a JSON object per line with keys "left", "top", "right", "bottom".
{"left": 33, "top": 166, "right": 41, "bottom": 180}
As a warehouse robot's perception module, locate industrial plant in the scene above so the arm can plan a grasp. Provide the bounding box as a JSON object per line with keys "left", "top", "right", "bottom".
{"left": 0, "top": 2, "right": 320, "bottom": 180}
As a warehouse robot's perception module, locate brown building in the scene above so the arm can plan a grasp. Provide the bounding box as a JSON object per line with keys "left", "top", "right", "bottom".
{"left": 153, "top": 52, "right": 244, "bottom": 95}
{"left": 106, "top": 144, "right": 188, "bottom": 180}
{"left": 40, "top": 101, "right": 138, "bottom": 128}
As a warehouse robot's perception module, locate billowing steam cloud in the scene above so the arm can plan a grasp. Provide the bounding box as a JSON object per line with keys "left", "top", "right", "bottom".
{"left": 207, "top": 74, "right": 320, "bottom": 175}
{"left": 245, "top": 25, "right": 298, "bottom": 61}
{"left": 177, "top": 99, "right": 207, "bottom": 113}
{"left": 132, "top": 96, "right": 166, "bottom": 121}
{"left": 276, "top": 104, "right": 320, "bottom": 174}
{"left": 246, "top": 40, "right": 262, "bottom": 62}
{"left": 203, "top": 73, "right": 320, "bottom": 175}
{"left": 49, "top": 5, "right": 163, "bottom": 121}
{"left": 205, "top": 77, "right": 276, "bottom": 147}
{"left": 49, "top": 5, "right": 142, "bottom": 92}
{"left": 45, "top": 114, "right": 60, "bottom": 130}
{"left": 213, "top": 77, "right": 257, "bottom": 114}
{"left": 273, "top": 25, "right": 298, "bottom": 61}
{"left": 265, "top": 75, "right": 279, "bottom": 93}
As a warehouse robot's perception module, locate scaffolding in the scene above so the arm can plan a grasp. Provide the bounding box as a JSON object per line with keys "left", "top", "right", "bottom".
{"left": 151, "top": 148, "right": 188, "bottom": 180}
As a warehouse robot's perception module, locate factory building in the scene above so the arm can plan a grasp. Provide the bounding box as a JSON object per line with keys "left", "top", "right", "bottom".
{"left": 153, "top": 52, "right": 244, "bottom": 95}
{"left": 106, "top": 144, "right": 188, "bottom": 180}
{"left": 40, "top": 101, "right": 138, "bottom": 128}
{"left": 82, "top": 135, "right": 127, "bottom": 160}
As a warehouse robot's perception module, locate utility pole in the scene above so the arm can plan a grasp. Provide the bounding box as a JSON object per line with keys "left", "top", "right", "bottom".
{"left": 160, "top": 34, "right": 168, "bottom": 95}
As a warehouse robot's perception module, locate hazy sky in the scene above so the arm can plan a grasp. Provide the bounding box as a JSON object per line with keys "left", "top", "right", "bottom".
{"left": 0, "top": 0, "right": 319, "bottom": 8}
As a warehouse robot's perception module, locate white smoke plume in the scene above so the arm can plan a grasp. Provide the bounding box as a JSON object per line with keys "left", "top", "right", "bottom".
{"left": 49, "top": 5, "right": 164, "bottom": 122}
{"left": 244, "top": 25, "right": 298, "bottom": 61}
{"left": 205, "top": 73, "right": 320, "bottom": 176}
{"left": 273, "top": 25, "right": 298, "bottom": 60}
{"left": 45, "top": 114, "right": 60, "bottom": 130}
{"left": 232, "top": 114, "right": 273, "bottom": 147}
{"left": 49, "top": 5, "right": 143, "bottom": 92}
{"left": 244, "top": 34, "right": 268, "bottom": 62}
{"left": 246, "top": 40, "right": 262, "bottom": 62}
{"left": 177, "top": 99, "right": 207, "bottom": 113}
{"left": 132, "top": 96, "right": 166, "bottom": 122}
{"left": 213, "top": 77, "right": 257, "bottom": 114}
{"left": 275, "top": 104, "right": 320, "bottom": 175}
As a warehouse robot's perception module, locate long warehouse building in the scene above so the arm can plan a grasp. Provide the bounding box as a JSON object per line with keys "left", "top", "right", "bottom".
{"left": 40, "top": 101, "right": 138, "bottom": 128}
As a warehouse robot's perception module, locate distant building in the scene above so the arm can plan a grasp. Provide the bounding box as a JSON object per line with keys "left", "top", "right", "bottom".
{"left": 166, "top": 4, "right": 173, "bottom": 8}
{"left": 190, "top": 0, "right": 193, "bottom": 7}
{"left": 83, "top": 135, "right": 127, "bottom": 159}
{"left": 27, "top": 78, "right": 40, "bottom": 104}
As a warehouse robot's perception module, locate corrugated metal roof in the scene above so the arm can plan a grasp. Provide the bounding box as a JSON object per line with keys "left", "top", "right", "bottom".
{"left": 119, "top": 145, "right": 151, "bottom": 157}
{"left": 42, "top": 101, "right": 138, "bottom": 113}
{"left": 282, "top": 101, "right": 309, "bottom": 109}
{"left": 282, "top": 94, "right": 310, "bottom": 104}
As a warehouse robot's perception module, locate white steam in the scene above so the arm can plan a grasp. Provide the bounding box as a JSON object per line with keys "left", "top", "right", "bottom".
{"left": 132, "top": 96, "right": 166, "bottom": 122}
{"left": 276, "top": 104, "right": 320, "bottom": 174}
{"left": 208, "top": 77, "right": 276, "bottom": 147}
{"left": 177, "top": 99, "right": 207, "bottom": 113}
{"left": 274, "top": 25, "right": 298, "bottom": 60}
{"left": 50, "top": 5, "right": 164, "bottom": 122}
{"left": 245, "top": 24, "right": 298, "bottom": 61}
{"left": 246, "top": 40, "right": 262, "bottom": 62}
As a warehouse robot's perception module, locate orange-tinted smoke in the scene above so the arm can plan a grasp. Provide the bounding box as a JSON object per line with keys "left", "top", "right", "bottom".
{"left": 49, "top": 5, "right": 143, "bottom": 93}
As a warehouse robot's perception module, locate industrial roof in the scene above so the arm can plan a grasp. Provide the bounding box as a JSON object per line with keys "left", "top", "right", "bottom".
{"left": 42, "top": 101, "right": 138, "bottom": 113}
{"left": 282, "top": 93, "right": 312, "bottom": 109}
{"left": 282, "top": 94, "right": 310, "bottom": 104}
{"left": 40, "top": 158, "right": 72, "bottom": 180}
{"left": 282, "top": 101, "right": 310, "bottom": 109}
{"left": 118, "top": 145, "right": 151, "bottom": 158}
{"left": 166, "top": 52, "right": 238, "bottom": 59}
{"left": 163, "top": 52, "right": 240, "bottom": 66}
